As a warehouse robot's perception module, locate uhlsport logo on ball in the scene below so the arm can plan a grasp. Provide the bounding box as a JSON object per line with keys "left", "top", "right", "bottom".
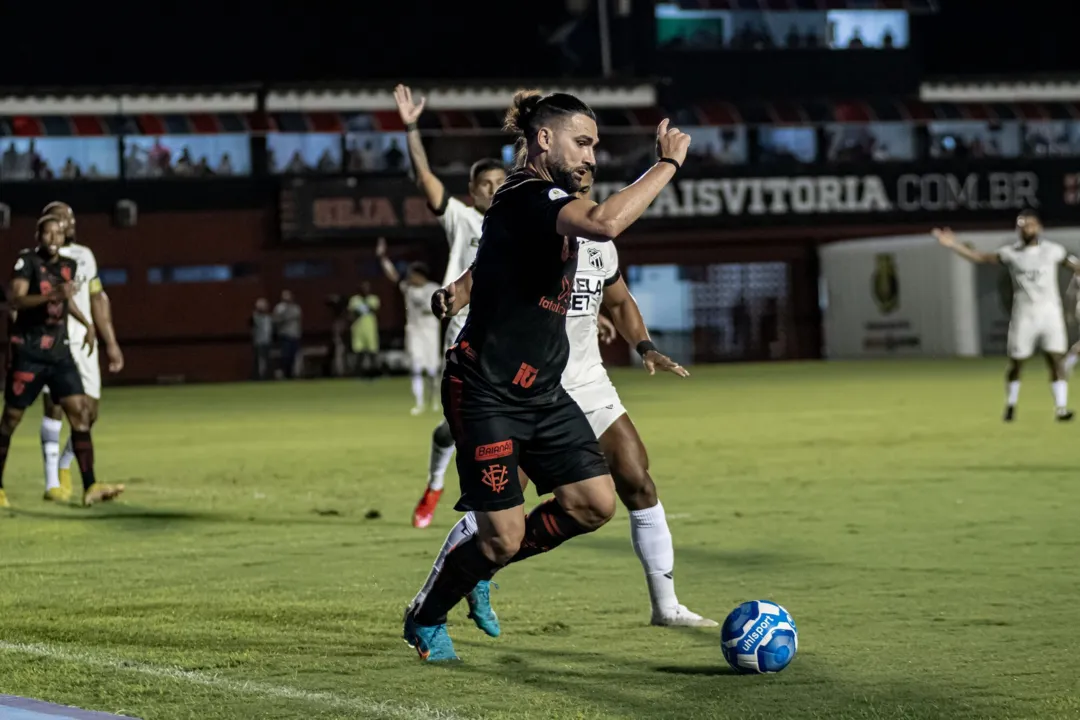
{"left": 721, "top": 600, "right": 798, "bottom": 674}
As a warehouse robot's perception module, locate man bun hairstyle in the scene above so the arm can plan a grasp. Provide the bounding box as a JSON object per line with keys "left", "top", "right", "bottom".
{"left": 503, "top": 90, "right": 596, "bottom": 142}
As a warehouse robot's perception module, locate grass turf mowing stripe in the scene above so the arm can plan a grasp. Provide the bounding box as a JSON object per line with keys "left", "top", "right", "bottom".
{"left": 0, "top": 642, "right": 468, "bottom": 720}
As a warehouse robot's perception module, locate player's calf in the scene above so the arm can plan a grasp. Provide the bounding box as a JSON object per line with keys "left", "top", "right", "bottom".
{"left": 507, "top": 475, "right": 616, "bottom": 564}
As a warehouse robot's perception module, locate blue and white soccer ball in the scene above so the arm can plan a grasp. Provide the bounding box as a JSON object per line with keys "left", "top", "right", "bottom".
{"left": 721, "top": 600, "right": 798, "bottom": 674}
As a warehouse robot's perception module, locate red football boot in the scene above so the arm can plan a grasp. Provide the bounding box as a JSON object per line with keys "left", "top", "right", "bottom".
{"left": 412, "top": 488, "right": 443, "bottom": 528}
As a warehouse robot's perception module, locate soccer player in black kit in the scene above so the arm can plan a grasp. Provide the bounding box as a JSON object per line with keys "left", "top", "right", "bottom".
{"left": 0, "top": 215, "right": 124, "bottom": 508}
{"left": 402, "top": 90, "right": 691, "bottom": 661}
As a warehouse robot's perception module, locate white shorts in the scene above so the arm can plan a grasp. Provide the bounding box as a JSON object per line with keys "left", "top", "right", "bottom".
{"left": 43, "top": 341, "right": 101, "bottom": 400}
{"left": 566, "top": 376, "right": 626, "bottom": 439}
{"left": 407, "top": 327, "right": 442, "bottom": 374}
{"left": 1008, "top": 313, "right": 1068, "bottom": 359}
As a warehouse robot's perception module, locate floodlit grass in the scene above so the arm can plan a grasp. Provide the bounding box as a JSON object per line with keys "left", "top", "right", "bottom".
{"left": 2, "top": 360, "right": 1078, "bottom": 719}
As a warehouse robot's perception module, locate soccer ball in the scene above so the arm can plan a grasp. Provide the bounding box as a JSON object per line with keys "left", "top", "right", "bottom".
{"left": 721, "top": 600, "right": 798, "bottom": 674}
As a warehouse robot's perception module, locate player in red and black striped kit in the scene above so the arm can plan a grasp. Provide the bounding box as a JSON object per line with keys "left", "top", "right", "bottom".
{"left": 0, "top": 215, "right": 124, "bottom": 508}
{"left": 402, "top": 90, "right": 691, "bottom": 661}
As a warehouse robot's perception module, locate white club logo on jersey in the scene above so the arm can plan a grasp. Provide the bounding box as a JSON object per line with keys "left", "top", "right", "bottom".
{"left": 587, "top": 247, "right": 604, "bottom": 271}
{"left": 548, "top": 188, "right": 569, "bottom": 201}
{"left": 13, "top": 258, "right": 24, "bottom": 271}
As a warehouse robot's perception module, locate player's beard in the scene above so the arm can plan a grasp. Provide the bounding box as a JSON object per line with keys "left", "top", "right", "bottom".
{"left": 549, "top": 160, "right": 595, "bottom": 194}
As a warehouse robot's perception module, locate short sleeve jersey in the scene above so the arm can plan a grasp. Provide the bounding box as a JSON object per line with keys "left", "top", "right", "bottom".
{"left": 562, "top": 239, "right": 621, "bottom": 392}
{"left": 435, "top": 197, "right": 484, "bottom": 320}
{"left": 400, "top": 280, "right": 441, "bottom": 334}
{"left": 997, "top": 240, "right": 1071, "bottom": 315}
{"left": 11, "top": 248, "right": 78, "bottom": 360}
{"left": 455, "top": 171, "right": 581, "bottom": 404}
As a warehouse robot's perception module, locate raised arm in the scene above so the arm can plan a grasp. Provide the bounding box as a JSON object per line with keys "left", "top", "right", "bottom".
{"left": 933, "top": 227, "right": 999, "bottom": 264}
{"left": 555, "top": 120, "right": 690, "bottom": 242}
{"left": 375, "top": 237, "right": 401, "bottom": 284}
{"left": 602, "top": 275, "right": 688, "bottom": 377}
{"left": 394, "top": 84, "right": 446, "bottom": 210}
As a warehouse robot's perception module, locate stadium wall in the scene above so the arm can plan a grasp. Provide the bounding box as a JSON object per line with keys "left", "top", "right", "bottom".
{"left": 821, "top": 228, "right": 1080, "bottom": 359}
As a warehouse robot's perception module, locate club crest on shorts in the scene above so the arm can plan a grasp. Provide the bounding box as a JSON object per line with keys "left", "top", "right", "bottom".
{"left": 871, "top": 253, "right": 899, "bottom": 315}
{"left": 480, "top": 464, "right": 510, "bottom": 493}
{"left": 587, "top": 246, "right": 604, "bottom": 271}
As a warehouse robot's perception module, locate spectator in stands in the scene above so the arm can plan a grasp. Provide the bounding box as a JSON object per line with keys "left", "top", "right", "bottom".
{"left": 848, "top": 29, "right": 865, "bottom": 49}
{"left": 273, "top": 290, "right": 303, "bottom": 379}
{"left": 383, "top": 138, "right": 405, "bottom": 171}
{"left": 785, "top": 25, "right": 801, "bottom": 49}
{"left": 174, "top": 148, "right": 194, "bottom": 176}
{"left": 86, "top": 164, "right": 101, "bottom": 179}
{"left": 149, "top": 138, "right": 171, "bottom": 176}
{"left": 218, "top": 153, "right": 234, "bottom": 175}
{"left": 883, "top": 29, "right": 895, "bottom": 49}
{"left": 803, "top": 28, "right": 819, "bottom": 48}
{"left": 317, "top": 149, "right": 339, "bottom": 173}
{"left": 285, "top": 151, "right": 308, "bottom": 174}
{"left": 61, "top": 158, "right": 81, "bottom": 180}
{"left": 124, "top": 143, "right": 144, "bottom": 178}
{"left": 251, "top": 298, "right": 273, "bottom": 380}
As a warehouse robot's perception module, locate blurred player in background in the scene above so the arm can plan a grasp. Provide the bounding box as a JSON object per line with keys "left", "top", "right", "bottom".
{"left": 409, "top": 171, "right": 716, "bottom": 630}
{"left": 38, "top": 202, "right": 124, "bottom": 502}
{"left": 0, "top": 215, "right": 123, "bottom": 508}
{"left": 935, "top": 210, "right": 1078, "bottom": 421}
{"left": 393, "top": 84, "right": 507, "bottom": 523}
{"left": 348, "top": 281, "right": 381, "bottom": 378}
{"left": 376, "top": 238, "right": 442, "bottom": 415}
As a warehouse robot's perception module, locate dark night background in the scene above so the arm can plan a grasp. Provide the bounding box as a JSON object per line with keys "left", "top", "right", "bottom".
{"left": 1, "top": 1, "right": 1075, "bottom": 88}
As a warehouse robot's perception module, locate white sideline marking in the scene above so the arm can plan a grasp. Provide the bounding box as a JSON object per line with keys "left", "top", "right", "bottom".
{"left": 0, "top": 642, "right": 467, "bottom": 720}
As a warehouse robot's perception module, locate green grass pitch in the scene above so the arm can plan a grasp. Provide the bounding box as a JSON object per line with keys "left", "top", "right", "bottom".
{"left": 1, "top": 360, "right": 1078, "bottom": 720}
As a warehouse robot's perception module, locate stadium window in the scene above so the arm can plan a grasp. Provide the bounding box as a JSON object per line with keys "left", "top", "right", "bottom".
{"left": 826, "top": 10, "right": 908, "bottom": 49}
{"left": 98, "top": 268, "right": 129, "bottom": 286}
{"left": 0, "top": 137, "right": 120, "bottom": 181}
{"left": 147, "top": 264, "right": 258, "bottom": 284}
{"left": 267, "top": 133, "right": 342, "bottom": 174}
{"left": 284, "top": 260, "right": 334, "bottom": 279}
{"left": 122, "top": 134, "right": 251, "bottom": 178}
{"left": 758, "top": 127, "right": 818, "bottom": 164}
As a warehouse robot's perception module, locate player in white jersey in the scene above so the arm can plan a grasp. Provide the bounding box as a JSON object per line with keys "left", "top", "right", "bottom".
{"left": 376, "top": 238, "right": 443, "bottom": 415}
{"left": 408, "top": 175, "right": 717, "bottom": 628}
{"left": 38, "top": 203, "right": 125, "bottom": 502}
{"left": 935, "top": 209, "right": 1079, "bottom": 421}
{"left": 393, "top": 84, "right": 507, "bottom": 525}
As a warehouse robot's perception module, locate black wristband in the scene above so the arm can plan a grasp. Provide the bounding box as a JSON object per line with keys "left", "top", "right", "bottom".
{"left": 405, "top": 122, "right": 418, "bottom": 132}
{"left": 658, "top": 157, "right": 681, "bottom": 172}
{"left": 636, "top": 340, "right": 658, "bottom": 357}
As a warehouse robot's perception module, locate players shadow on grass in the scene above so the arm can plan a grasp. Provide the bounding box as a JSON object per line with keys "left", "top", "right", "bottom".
{"left": 451, "top": 641, "right": 987, "bottom": 719}
{"left": 5, "top": 506, "right": 216, "bottom": 523}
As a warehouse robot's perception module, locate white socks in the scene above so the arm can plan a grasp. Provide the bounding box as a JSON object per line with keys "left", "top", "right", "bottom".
{"left": 1006, "top": 381, "right": 1021, "bottom": 407}
{"left": 59, "top": 436, "right": 75, "bottom": 471}
{"left": 428, "top": 423, "right": 455, "bottom": 492}
{"left": 1052, "top": 380, "right": 1068, "bottom": 410}
{"left": 411, "top": 374, "right": 425, "bottom": 409}
{"left": 408, "top": 501, "right": 684, "bottom": 619}
{"left": 40, "top": 418, "right": 62, "bottom": 491}
{"left": 629, "top": 501, "right": 678, "bottom": 616}
{"left": 412, "top": 511, "right": 478, "bottom": 608}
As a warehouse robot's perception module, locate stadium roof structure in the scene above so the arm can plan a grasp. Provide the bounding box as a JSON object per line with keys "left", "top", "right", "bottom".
{"left": 2, "top": 98, "right": 1078, "bottom": 137}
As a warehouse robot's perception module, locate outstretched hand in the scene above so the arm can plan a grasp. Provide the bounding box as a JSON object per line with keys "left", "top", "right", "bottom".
{"left": 643, "top": 349, "right": 689, "bottom": 378}
{"left": 394, "top": 84, "right": 426, "bottom": 125}
{"left": 932, "top": 227, "right": 956, "bottom": 247}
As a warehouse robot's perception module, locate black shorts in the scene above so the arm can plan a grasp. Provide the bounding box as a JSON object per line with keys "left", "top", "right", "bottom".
{"left": 443, "top": 374, "right": 610, "bottom": 513}
{"left": 4, "top": 347, "right": 84, "bottom": 410}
